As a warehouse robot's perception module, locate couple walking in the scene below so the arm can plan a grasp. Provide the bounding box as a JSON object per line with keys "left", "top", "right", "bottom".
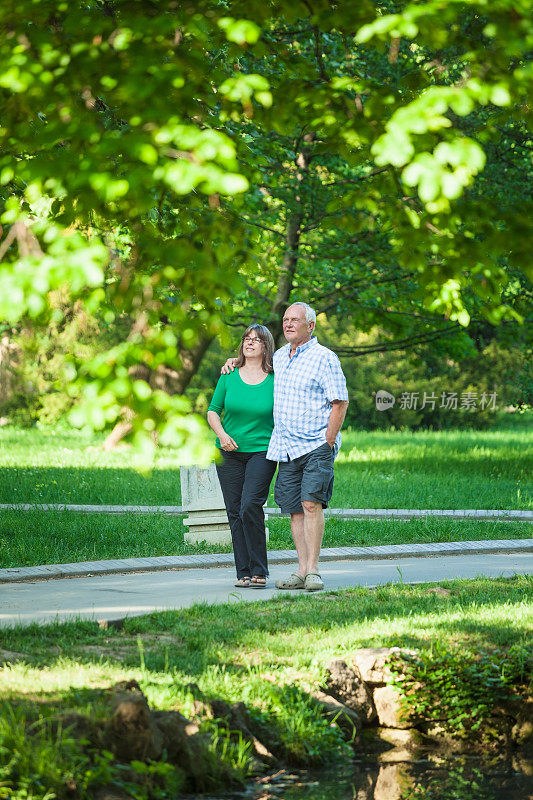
{"left": 207, "top": 302, "right": 348, "bottom": 591}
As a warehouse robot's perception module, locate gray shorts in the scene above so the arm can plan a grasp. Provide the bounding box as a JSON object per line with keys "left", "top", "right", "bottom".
{"left": 274, "top": 442, "right": 335, "bottom": 514}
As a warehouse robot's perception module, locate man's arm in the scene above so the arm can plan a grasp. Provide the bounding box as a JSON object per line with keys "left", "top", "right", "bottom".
{"left": 221, "top": 357, "right": 237, "bottom": 375}
{"left": 325, "top": 400, "right": 349, "bottom": 448}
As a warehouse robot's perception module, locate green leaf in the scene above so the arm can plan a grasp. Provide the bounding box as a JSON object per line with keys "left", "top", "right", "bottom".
{"left": 218, "top": 17, "right": 261, "bottom": 45}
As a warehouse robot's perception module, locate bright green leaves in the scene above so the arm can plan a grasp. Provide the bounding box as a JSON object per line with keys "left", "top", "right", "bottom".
{"left": 0, "top": 64, "right": 33, "bottom": 93}
{"left": 89, "top": 174, "right": 130, "bottom": 202}
{"left": 218, "top": 17, "right": 261, "bottom": 45}
{"left": 67, "top": 335, "right": 214, "bottom": 464}
{"left": 0, "top": 221, "right": 106, "bottom": 323}
{"left": 356, "top": 0, "right": 526, "bottom": 221}
{"left": 156, "top": 160, "right": 248, "bottom": 196}
{"left": 153, "top": 123, "right": 249, "bottom": 195}
{"left": 0, "top": 0, "right": 529, "bottom": 454}
{"left": 371, "top": 83, "right": 507, "bottom": 211}
{"left": 110, "top": 28, "right": 134, "bottom": 52}
{"left": 219, "top": 74, "right": 273, "bottom": 110}
{"left": 0, "top": 1, "right": 270, "bottom": 453}
{"left": 427, "top": 279, "right": 471, "bottom": 326}
{"left": 402, "top": 138, "right": 486, "bottom": 212}
{"left": 356, "top": 12, "right": 420, "bottom": 43}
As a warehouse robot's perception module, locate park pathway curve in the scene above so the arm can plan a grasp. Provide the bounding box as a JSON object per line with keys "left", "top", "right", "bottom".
{"left": 1, "top": 543, "right": 532, "bottom": 628}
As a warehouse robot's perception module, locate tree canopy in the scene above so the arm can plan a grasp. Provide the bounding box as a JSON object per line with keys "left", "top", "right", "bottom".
{"left": 0, "top": 1, "right": 531, "bottom": 457}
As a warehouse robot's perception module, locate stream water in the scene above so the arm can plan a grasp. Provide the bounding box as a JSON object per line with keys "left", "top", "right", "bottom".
{"left": 196, "top": 753, "right": 532, "bottom": 800}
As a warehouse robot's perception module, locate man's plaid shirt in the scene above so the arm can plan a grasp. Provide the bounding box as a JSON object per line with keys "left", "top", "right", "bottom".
{"left": 266, "top": 337, "right": 348, "bottom": 462}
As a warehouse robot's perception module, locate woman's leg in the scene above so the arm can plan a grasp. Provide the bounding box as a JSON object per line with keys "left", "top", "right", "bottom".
{"left": 216, "top": 452, "right": 250, "bottom": 579}
{"left": 240, "top": 452, "right": 277, "bottom": 578}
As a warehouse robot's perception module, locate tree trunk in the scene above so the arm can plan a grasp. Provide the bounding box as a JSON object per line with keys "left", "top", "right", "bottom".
{"left": 102, "top": 333, "right": 213, "bottom": 450}
{"left": 269, "top": 133, "right": 314, "bottom": 346}
{"left": 270, "top": 214, "right": 302, "bottom": 346}
{"left": 0, "top": 334, "right": 21, "bottom": 416}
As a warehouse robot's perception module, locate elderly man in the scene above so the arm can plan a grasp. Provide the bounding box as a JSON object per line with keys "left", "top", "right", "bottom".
{"left": 223, "top": 302, "right": 348, "bottom": 591}
{"left": 269, "top": 302, "right": 348, "bottom": 591}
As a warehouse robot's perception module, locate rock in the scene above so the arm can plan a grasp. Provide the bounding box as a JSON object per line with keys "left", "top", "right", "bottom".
{"left": 511, "top": 699, "right": 533, "bottom": 745}
{"left": 373, "top": 686, "right": 413, "bottom": 729}
{"left": 351, "top": 769, "right": 375, "bottom": 800}
{"left": 0, "top": 648, "right": 28, "bottom": 665}
{"left": 326, "top": 658, "right": 376, "bottom": 723}
{"left": 513, "top": 754, "right": 533, "bottom": 776}
{"left": 60, "top": 712, "right": 96, "bottom": 742}
{"left": 375, "top": 728, "right": 423, "bottom": 748}
{"left": 351, "top": 648, "right": 416, "bottom": 685}
{"left": 152, "top": 709, "right": 215, "bottom": 787}
{"left": 311, "top": 690, "right": 361, "bottom": 738}
{"left": 98, "top": 618, "right": 125, "bottom": 631}
{"left": 512, "top": 718, "right": 533, "bottom": 745}
{"left": 419, "top": 722, "right": 470, "bottom": 752}
{"left": 373, "top": 764, "right": 410, "bottom": 800}
{"left": 108, "top": 687, "right": 164, "bottom": 761}
{"left": 378, "top": 747, "right": 414, "bottom": 763}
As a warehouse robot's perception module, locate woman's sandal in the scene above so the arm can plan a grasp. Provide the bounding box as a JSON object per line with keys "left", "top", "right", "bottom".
{"left": 234, "top": 577, "right": 251, "bottom": 588}
{"left": 250, "top": 575, "right": 267, "bottom": 589}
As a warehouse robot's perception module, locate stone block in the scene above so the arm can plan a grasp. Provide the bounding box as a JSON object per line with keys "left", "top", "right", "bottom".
{"left": 373, "top": 765, "right": 410, "bottom": 800}
{"left": 373, "top": 686, "right": 413, "bottom": 729}
{"left": 375, "top": 728, "right": 423, "bottom": 748}
{"left": 311, "top": 690, "right": 361, "bottom": 737}
{"left": 180, "top": 463, "right": 227, "bottom": 513}
{"left": 326, "top": 658, "right": 376, "bottom": 723}
{"left": 351, "top": 647, "right": 416, "bottom": 685}
{"left": 180, "top": 464, "right": 268, "bottom": 546}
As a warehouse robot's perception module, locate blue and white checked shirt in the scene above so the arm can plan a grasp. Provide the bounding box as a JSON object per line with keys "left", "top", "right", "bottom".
{"left": 266, "top": 337, "right": 349, "bottom": 462}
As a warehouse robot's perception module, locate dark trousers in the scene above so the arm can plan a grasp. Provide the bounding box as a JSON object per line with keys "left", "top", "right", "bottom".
{"left": 216, "top": 450, "right": 276, "bottom": 579}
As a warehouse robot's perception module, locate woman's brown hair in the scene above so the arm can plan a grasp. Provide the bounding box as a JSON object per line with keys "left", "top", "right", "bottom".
{"left": 234, "top": 324, "right": 274, "bottom": 373}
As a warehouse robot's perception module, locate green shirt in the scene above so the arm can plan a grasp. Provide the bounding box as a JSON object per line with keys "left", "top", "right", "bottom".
{"left": 208, "top": 369, "right": 274, "bottom": 452}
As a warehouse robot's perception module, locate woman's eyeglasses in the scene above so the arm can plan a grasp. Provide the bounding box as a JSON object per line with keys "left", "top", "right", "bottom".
{"left": 243, "top": 336, "right": 263, "bottom": 344}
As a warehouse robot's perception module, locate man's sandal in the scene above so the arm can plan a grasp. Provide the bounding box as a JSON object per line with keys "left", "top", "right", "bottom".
{"left": 250, "top": 575, "right": 267, "bottom": 589}
{"left": 234, "top": 577, "right": 251, "bottom": 588}
{"left": 275, "top": 572, "right": 306, "bottom": 590}
{"left": 304, "top": 572, "right": 324, "bottom": 592}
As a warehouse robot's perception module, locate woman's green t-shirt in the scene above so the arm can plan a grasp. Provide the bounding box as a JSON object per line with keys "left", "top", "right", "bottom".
{"left": 208, "top": 370, "right": 274, "bottom": 452}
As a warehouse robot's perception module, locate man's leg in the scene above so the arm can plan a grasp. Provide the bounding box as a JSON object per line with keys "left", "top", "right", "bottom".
{"left": 289, "top": 511, "right": 307, "bottom": 577}
{"left": 299, "top": 442, "right": 335, "bottom": 582}
{"left": 300, "top": 500, "right": 325, "bottom": 575}
{"left": 275, "top": 458, "right": 309, "bottom": 589}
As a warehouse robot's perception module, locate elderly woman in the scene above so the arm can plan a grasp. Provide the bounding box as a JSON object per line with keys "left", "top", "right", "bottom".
{"left": 207, "top": 324, "right": 276, "bottom": 589}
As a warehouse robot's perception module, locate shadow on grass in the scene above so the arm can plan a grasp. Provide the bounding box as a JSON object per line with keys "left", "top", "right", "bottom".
{"left": 2, "top": 576, "right": 531, "bottom": 678}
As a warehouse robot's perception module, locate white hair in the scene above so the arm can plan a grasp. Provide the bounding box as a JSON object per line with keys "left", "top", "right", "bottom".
{"left": 288, "top": 302, "right": 316, "bottom": 325}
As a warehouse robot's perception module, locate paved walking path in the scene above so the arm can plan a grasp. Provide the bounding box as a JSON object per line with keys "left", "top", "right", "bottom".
{"left": 1, "top": 550, "right": 532, "bottom": 628}
{"left": 1, "top": 539, "right": 532, "bottom": 584}
{"left": 1, "top": 503, "right": 531, "bottom": 521}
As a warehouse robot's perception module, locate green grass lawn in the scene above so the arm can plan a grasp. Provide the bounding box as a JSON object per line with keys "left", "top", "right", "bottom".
{"left": 0, "top": 414, "right": 531, "bottom": 568}
{"left": 0, "top": 510, "right": 531, "bottom": 568}
{"left": 0, "top": 413, "right": 531, "bottom": 509}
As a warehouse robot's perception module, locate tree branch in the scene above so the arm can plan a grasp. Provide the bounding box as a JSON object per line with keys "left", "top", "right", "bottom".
{"left": 333, "top": 324, "right": 463, "bottom": 356}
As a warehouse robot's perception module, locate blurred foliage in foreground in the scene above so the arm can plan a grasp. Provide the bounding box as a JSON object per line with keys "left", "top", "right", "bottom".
{"left": 0, "top": 1, "right": 531, "bottom": 454}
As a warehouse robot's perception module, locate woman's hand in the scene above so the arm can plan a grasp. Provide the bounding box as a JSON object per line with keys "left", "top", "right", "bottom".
{"left": 219, "top": 433, "right": 238, "bottom": 451}
{"left": 221, "top": 357, "right": 237, "bottom": 375}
